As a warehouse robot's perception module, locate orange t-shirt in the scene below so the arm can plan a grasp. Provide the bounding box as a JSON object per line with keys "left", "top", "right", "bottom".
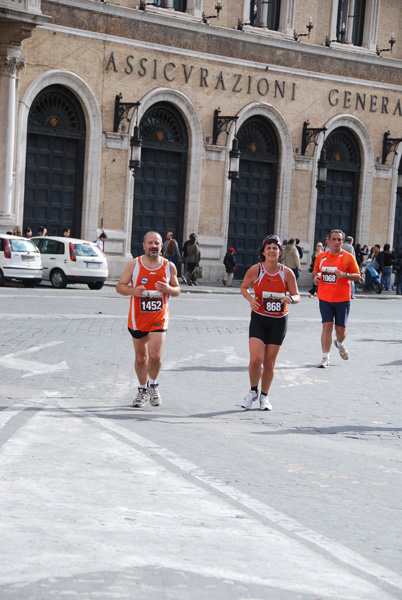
{"left": 314, "top": 250, "right": 360, "bottom": 302}
{"left": 253, "top": 263, "right": 289, "bottom": 318}
{"left": 128, "top": 256, "right": 171, "bottom": 332}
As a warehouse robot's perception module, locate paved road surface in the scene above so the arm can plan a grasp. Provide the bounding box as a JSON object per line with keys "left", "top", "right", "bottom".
{"left": 0, "top": 284, "right": 401, "bottom": 599}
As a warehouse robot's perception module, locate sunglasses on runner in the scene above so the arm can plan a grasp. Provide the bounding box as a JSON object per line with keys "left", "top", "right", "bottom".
{"left": 262, "top": 235, "right": 281, "bottom": 247}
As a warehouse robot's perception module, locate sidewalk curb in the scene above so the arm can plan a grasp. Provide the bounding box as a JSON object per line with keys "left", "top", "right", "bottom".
{"left": 105, "top": 279, "right": 401, "bottom": 299}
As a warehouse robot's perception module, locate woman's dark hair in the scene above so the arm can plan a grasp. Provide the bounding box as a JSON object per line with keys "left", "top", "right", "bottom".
{"left": 257, "top": 236, "right": 283, "bottom": 262}
{"left": 189, "top": 234, "right": 197, "bottom": 244}
{"left": 384, "top": 243, "right": 390, "bottom": 252}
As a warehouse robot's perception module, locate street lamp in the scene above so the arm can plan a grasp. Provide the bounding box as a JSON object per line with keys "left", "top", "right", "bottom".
{"left": 129, "top": 124, "right": 142, "bottom": 177}
{"left": 316, "top": 149, "right": 328, "bottom": 191}
{"left": 228, "top": 137, "right": 240, "bottom": 181}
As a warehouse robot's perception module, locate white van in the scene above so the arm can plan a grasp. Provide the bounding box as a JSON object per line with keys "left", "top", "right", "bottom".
{"left": 31, "top": 236, "right": 108, "bottom": 289}
{"left": 0, "top": 234, "right": 43, "bottom": 287}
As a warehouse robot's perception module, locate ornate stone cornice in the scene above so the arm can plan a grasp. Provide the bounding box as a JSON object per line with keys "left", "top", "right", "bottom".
{"left": 0, "top": 54, "right": 26, "bottom": 75}
{"left": 0, "top": 20, "right": 35, "bottom": 45}
{"left": 41, "top": 1, "right": 402, "bottom": 86}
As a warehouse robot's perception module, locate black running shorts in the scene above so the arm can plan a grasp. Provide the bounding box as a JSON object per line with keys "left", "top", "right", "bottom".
{"left": 249, "top": 311, "right": 288, "bottom": 346}
{"left": 128, "top": 327, "right": 166, "bottom": 339}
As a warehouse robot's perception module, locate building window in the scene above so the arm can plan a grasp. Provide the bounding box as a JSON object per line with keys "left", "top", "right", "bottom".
{"left": 250, "top": 0, "right": 281, "bottom": 30}
{"left": 243, "top": 0, "right": 294, "bottom": 36}
{"left": 337, "top": 0, "right": 365, "bottom": 46}
{"left": 330, "top": 0, "right": 379, "bottom": 51}
{"left": 154, "top": 0, "right": 187, "bottom": 10}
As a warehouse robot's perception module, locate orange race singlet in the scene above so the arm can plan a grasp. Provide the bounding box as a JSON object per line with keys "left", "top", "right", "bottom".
{"left": 128, "top": 256, "right": 171, "bottom": 332}
{"left": 252, "top": 263, "right": 289, "bottom": 318}
{"left": 314, "top": 250, "right": 360, "bottom": 303}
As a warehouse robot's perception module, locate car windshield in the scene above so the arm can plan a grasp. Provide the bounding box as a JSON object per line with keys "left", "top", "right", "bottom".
{"left": 73, "top": 243, "right": 99, "bottom": 257}
{"left": 9, "top": 239, "right": 39, "bottom": 253}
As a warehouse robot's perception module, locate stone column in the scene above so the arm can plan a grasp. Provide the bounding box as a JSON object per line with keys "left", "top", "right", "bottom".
{"left": 261, "top": 0, "right": 269, "bottom": 28}
{"left": 346, "top": 0, "right": 355, "bottom": 44}
{"left": 0, "top": 45, "right": 25, "bottom": 222}
{"left": 0, "top": 8, "right": 49, "bottom": 228}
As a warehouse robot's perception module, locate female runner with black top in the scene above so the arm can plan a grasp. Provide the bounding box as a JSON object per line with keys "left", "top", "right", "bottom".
{"left": 240, "top": 235, "right": 300, "bottom": 411}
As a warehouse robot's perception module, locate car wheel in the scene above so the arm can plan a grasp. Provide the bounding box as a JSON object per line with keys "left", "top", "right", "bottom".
{"left": 50, "top": 268, "right": 67, "bottom": 289}
{"left": 0, "top": 269, "right": 5, "bottom": 286}
{"left": 88, "top": 282, "right": 104, "bottom": 290}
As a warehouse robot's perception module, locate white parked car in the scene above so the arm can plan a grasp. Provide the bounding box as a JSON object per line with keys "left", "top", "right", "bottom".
{"left": 31, "top": 236, "right": 108, "bottom": 289}
{"left": 0, "top": 234, "right": 43, "bottom": 287}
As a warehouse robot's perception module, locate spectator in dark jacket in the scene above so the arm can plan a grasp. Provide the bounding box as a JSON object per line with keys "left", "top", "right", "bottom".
{"left": 394, "top": 252, "right": 402, "bottom": 295}
{"left": 295, "top": 238, "right": 303, "bottom": 259}
{"left": 377, "top": 244, "right": 395, "bottom": 291}
{"left": 223, "top": 248, "right": 237, "bottom": 287}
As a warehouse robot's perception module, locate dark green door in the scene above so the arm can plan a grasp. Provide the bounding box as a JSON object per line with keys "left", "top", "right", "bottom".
{"left": 393, "top": 189, "right": 402, "bottom": 254}
{"left": 228, "top": 116, "right": 278, "bottom": 278}
{"left": 132, "top": 103, "right": 188, "bottom": 258}
{"left": 23, "top": 85, "right": 86, "bottom": 237}
{"left": 314, "top": 128, "right": 360, "bottom": 245}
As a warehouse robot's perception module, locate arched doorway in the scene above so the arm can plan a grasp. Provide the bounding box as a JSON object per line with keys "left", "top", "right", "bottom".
{"left": 393, "top": 161, "right": 402, "bottom": 254}
{"left": 314, "top": 127, "right": 360, "bottom": 244}
{"left": 131, "top": 102, "right": 188, "bottom": 258}
{"left": 228, "top": 116, "right": 279, "bottom": 277}
{"left": 23, "top": 85, "right": 86, "bottom": 237}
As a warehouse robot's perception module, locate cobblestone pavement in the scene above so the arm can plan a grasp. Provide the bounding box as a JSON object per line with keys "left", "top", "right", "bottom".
{"left": 0, "top": 282, "right": 401, "bottom": 599}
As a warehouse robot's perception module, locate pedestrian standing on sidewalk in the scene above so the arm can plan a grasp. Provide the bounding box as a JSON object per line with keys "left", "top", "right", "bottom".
{"left": 185, "top": 234, "right": 201, "bottom": 286}
{"left": 283, "top": 238, "right": 301, "bottom": 280}
{"left": 222, "top": 247, "right": 237, "bottom": 287}
{"left": 240, "top": 235, "right": 300, "bottom": 412}
{"left": 312, "top": 229, "right": 360, "bottom": 369}
{"left": 394, "top": 252, "right": 402, "bottom": 295}
{"left": 377, "top": 243, "right": 395, "bottom": 291}
{"left": 116, "top": 231, "right": 181, "bottom": 408}
{"left": 308, "top": 242, "right": 324, "bottom": 297}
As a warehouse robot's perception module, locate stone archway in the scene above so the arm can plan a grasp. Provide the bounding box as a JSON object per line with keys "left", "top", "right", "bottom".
{"left": 131, "top": 102, "right": 188, "bottom": 259}
{"left": 228, "top": 115, "right": 279, "bottom": 276}
{"left": 23, "top": 85, "right": 86, "bottom": 237}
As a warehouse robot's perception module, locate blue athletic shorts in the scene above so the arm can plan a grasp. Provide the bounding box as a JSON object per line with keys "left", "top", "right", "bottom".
{"left": 319, "top": 299, "right": 350, "bottom": 328}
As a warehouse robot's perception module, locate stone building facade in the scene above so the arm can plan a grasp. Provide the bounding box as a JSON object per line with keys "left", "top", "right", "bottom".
{"left": 1, "top": 0, "right": 402, "bottom": 282}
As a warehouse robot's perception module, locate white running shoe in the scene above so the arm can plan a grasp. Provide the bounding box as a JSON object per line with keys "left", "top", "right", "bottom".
{"left": 259, "top": 395, "right": 272, "bottom": 411}
{"left": 318, "top": 357, "right": 329, "bottom": 368}
{"left": 241, "top": 389, "right": 258, "bottom": 409}
{"left": 334, "top": 340, "right": 349, "bottom": 360}
{"left": 148, "top": 383, "right": 162, "bottom": 407}
{"left": 133, "top": 387, "right": 150, "bottom": 408}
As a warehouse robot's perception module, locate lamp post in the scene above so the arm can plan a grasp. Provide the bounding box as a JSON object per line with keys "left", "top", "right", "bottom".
{"left": 129, "top": 125, "right": 143, "bottom": 177}
{"left": 397, "top": 171, "right": 402, "bottom": 192}
{"left": 228, "top": 137, "right": 240, "bottom": 181}
{"left": 316, "top": 149, "right": 328, "bottom": 191}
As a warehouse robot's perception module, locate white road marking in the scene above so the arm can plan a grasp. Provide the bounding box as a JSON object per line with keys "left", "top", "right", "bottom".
{"left": 0, "top": 342, "right": 68, "bottom": 377}
{"left": 81, "top": 409, "right": 402, "bottom": 595}
{"left": 0, "top": 401, "right": 397, "bottom": 599}
{"left": 0, "top": 404, "right": 29, "bottom": 429}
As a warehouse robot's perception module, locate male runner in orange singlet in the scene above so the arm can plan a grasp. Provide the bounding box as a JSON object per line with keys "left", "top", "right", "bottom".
{"left": 116, "top": 231, "right": 181, "bottom": 407}
{"left": 312, "top": 229, "right": 360, "bottom": 368}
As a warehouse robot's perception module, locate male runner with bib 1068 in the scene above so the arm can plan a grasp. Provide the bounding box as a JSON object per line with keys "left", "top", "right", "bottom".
{"left": 116, "top": 231, "right": 180, "bottom": 407}
{"left": 312, "top": 229, "right": 360, "bottom": 369}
